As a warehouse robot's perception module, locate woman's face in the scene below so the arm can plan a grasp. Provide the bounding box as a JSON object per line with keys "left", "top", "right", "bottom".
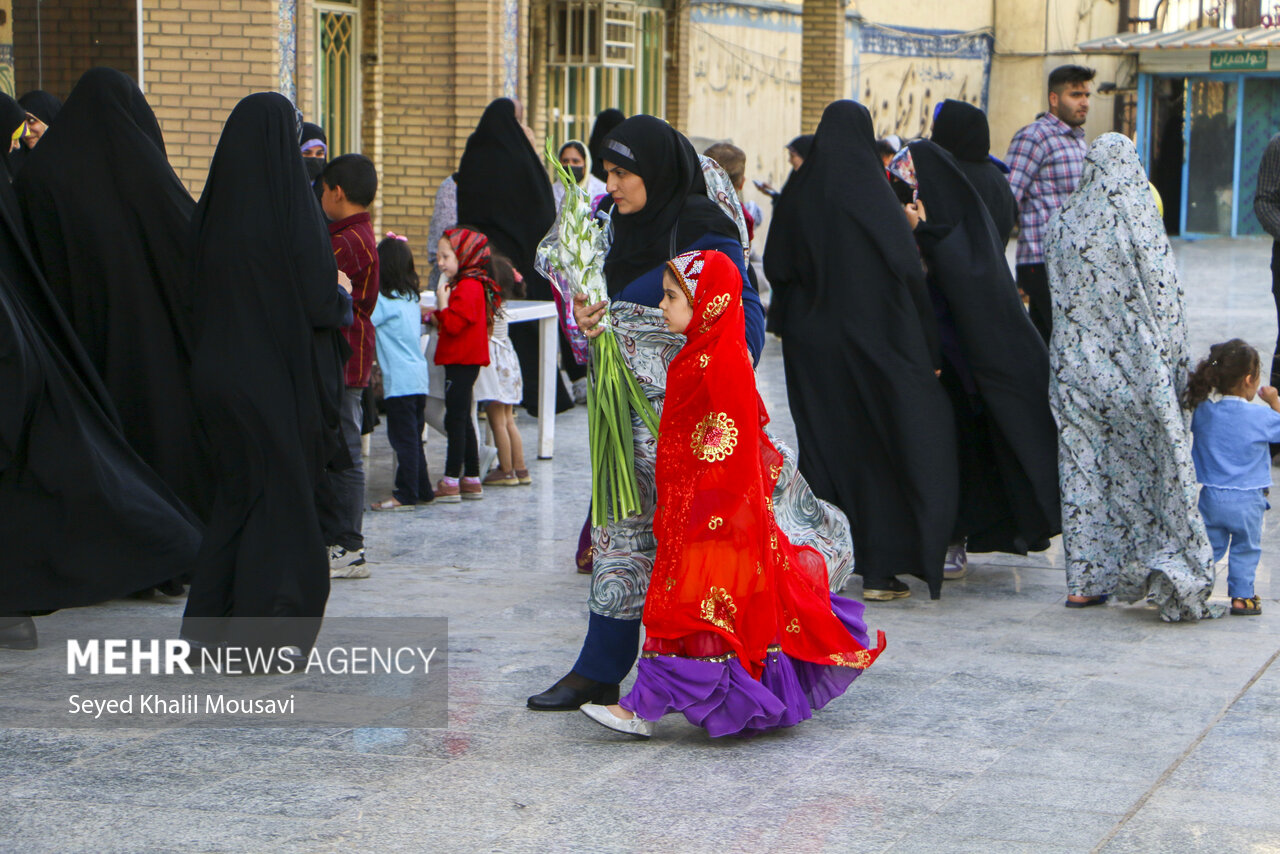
{"left": 23, "top": 115, "right": 47, "bottom": 148}
{"left": 788, "top": 149, "right": 805, "bottom": 171}
{"left": 603, "top": 159, "right": 647, "bottom": 214}
{"left": 437, "top": 237, "right": 460, "bottom": 281}
{"left": 659, "top": 269, "right": 694, "bottom": 335}
{"left": 559, "top": 147, "right": 585, "bottom": 170}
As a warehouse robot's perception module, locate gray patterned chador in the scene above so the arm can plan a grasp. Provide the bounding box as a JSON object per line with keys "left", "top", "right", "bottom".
{"left": 1046, "top": 133, "right": 1222, "bottom": 621}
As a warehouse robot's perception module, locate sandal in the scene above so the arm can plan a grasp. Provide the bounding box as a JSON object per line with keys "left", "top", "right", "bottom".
{"left": 1065, "top": 595, "right": 1108, "bottom": 608}
{"left": 370, "top": 498, "right": 416, "bottom": 512}
{"left": 1231, "top": 596, "right": 1262, "bottom": 616}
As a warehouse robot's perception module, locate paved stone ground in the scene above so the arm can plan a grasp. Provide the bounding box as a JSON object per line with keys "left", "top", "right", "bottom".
{"left": 2, "top": 238, "right": 1279, "bottom": 853}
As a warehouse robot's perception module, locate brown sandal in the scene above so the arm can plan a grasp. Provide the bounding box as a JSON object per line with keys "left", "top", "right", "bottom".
{"left": 1231, "top": 596, "right": 1262, "bottom": 616}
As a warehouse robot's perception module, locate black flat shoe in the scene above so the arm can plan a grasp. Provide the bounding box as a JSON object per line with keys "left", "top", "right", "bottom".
{"left": 527, "top": 672, "right": 620, "bottom": 711}
{"left": 1064, "top": 595, "right": 1108, "bottom": 609}
{"left": 0, "top": 616, "right": 38, "bottom": 650}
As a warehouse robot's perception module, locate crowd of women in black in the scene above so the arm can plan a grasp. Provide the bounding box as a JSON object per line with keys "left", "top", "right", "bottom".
{"left": 0, "top": 68, "right": 1228, "bottom": 659}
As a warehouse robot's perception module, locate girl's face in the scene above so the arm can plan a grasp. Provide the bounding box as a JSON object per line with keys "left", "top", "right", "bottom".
{"left": 659, "top": 269, "right": 694, "bottom": 335}
{"left": 1238, "top": 372, "right": 1262, "bottom": 401}
{"left": 437, "top": 237, "right": 459, "bottom": 281}
{"left": 603, "top": 160, "right": 647, "bottom": 214}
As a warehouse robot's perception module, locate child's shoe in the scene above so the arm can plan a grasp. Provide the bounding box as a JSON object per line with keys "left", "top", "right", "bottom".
{"left": 461, "top": 477, "right": 484, "bottom": 500}
{"left": 435, "top": 479, "right": 461, "bottom": 503}
{"left": 1230, "top": 596, "right": 1262, "bottom": 616}
{"left": 482, "top": 469, "right": 520, "bottom": 487}
{"left": 514, "top": 468, "right": 532, "bottom": 485}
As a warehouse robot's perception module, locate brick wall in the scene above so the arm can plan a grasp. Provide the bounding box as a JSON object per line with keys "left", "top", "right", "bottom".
{"left": 12, "top": 0, "right": 137, "bottom": 99}
{"left": 800, "top": 0, "right": 844, "bottom": 133}
{"left": 142, "top": 0, "right": 278, "bottom": 195}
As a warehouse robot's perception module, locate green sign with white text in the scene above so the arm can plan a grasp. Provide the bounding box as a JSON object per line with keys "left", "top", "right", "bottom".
{"left": 1210, "top": 50, "right": 1268, "bottom": 71}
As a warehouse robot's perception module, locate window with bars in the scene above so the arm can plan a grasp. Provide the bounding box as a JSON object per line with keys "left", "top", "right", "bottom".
{"left": 546, "top": 4, "right": 665, "bottom": 150}
{"left": 317, "top": 2, "right": 358, "bottom": 156}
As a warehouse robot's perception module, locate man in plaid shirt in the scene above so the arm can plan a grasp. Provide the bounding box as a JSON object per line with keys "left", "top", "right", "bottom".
{"left": 1006, "top": 65, "right": 1094, "bottom": 342}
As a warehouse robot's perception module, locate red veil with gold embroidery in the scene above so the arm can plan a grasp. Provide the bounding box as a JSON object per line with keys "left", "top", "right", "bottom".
{"left": 642, "top": 250, "right": 885, "bottom": 679}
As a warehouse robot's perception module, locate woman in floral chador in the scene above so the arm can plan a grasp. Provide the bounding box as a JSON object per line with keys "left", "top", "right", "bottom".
{"left": 581, "top": 250, "right": 884, "bottom": 738}
{"left": 1045, "top": 133, "right": 1221, "bottom": 621}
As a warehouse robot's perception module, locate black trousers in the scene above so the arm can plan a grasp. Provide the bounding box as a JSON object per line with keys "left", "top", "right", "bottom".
{"left": 1271, "top": 242, "right": 1280, "bottom": 387}
{"left": 1016, "top": 262, "right": 1052, "bottom": 345}
{"left": 384, "top": 394, "right": 433, "bottom": 504}
{"left": 443, "top": 364, "right": 480, "bottom": 478}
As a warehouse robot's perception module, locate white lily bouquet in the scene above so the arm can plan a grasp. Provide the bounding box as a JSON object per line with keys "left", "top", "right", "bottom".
{"left": 536, "top": 141, "right": 660, "bottom": 526}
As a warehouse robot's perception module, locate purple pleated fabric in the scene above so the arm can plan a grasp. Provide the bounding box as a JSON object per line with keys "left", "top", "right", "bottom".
{"left": 620, "top": 593, "right": 875, "bottom": 738}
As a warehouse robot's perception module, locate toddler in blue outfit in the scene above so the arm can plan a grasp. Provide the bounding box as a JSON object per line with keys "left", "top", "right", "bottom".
{"left": 1186, "top": 339, "right": 1280, "bottom": 616}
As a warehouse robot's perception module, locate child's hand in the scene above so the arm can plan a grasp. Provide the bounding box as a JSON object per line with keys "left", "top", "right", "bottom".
{"left": 1261, "top": 385, "right": 1280, "bottom": 408}
{"left": 337, "top": 270, "right": 353, "bottom": 294}
{"left": 904, "top": 199, "right": 927, "bottom": 229}
{"left": 573, "top": 293, "right": 608, "bottom": 339}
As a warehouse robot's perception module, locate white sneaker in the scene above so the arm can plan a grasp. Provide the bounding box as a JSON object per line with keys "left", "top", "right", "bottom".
{"left": 943, "top": 541, "right": 968, "bottom": 580}
{"left": 329, "top": 546, "right": 370, "bottom": 579}
{"left": 580, "top": 703, "right": 654, "bottom": 738}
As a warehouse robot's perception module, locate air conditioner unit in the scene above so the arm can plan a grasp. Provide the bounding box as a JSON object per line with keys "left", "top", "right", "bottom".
{"left": 548, "top": 0, "right": 637, "bottom": 68}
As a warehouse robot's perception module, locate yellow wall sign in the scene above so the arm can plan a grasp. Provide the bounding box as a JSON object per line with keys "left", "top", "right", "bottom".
{"left": 1210, "top": 50, "right": 1268, "bottom": 71}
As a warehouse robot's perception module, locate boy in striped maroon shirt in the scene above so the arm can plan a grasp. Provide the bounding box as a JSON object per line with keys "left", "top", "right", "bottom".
{"left": 320, "top": 153, "right": 380, "bottom": 578}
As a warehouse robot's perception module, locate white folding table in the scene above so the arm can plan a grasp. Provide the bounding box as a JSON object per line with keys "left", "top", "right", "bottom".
{"left": 504, "top": 299, "right": 561, "bottom": 459}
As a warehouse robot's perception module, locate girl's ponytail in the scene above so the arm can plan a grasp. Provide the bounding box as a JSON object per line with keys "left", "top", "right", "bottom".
{"left": 1184, "top": 339, "right": 1261, "bottom": 410}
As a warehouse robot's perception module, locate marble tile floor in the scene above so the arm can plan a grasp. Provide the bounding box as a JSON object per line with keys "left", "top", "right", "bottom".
{"left": 1, "top": 238, "right": 1278, "bottom": 853}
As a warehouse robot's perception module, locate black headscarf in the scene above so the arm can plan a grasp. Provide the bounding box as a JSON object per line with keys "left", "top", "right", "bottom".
{"left": 905, "top": 139, "right": 1060, "bottom": 553}
{"left": 300, "top": 120, "right": 328, "bottom": 187}
{"left": 14, "top": 66, "right": 213, "bottom": 520}
{"left": 764, "top": 100, "right": 957, "bottom": 598}
{"left": 18, "top": 91, "right": 62, "bottom": 126}
{"left": 0, "top": 94, "right": 28, "bottom": 173}
{"left": 931, "top": 100, "right": 990, "bottom": 162}
{"left": 0, "top": 145, "right": 201, "bottom": 613}
{"left": 456, "top": 98, "right": 555, "bottom": 291}
{"left": 600, "top": 114, "right": 739, "bottom": 292}
{"left": 786, "top": 134, "right": 815, "bottom": 161}
{"left": 588, "top": 108, "right": 626, "bottom": 182}
{"left": 181, "top": 92, "right": 349, "bottom": 649}
{"left": 929, "top": 100, "right": 1017, "bottom": 243}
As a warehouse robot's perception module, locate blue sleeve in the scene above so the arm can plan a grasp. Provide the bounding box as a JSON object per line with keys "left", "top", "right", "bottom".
{"left": 370, "top": 294, "right": 389, "bottom": 328}
{"left": 1254, "top": 405, "right": 1280, "bottom": 442}
{"left": 337, "top": 286, "right": 354, "bottom": 327}
{"left": 692, "top": 233, "right": 764, "bottom": 365}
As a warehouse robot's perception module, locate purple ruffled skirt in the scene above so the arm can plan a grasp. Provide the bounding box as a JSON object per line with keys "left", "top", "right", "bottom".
{"left": 619, "top": 594, "right": 875, "bottom": 738}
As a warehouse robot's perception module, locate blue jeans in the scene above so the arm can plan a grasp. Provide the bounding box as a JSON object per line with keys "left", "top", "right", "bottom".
{"left": 1198, "top": 486, "right": 1268, "bottom": 599}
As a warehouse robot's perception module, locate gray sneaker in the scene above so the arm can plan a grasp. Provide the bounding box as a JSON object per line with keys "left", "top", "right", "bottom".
{"left": 329, "top": 546, "right": 369, "bottom": 579}
{"left": 943, "top": 541, "right": 968, "bottom": 580}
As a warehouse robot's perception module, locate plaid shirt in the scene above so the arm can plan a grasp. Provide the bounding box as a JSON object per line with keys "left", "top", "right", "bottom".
{"left": 1254, "top": 133, "right": 1280, "bottom": 240}
{"left": 330, "top": 212, "right": 380, "bottom": 387}
{"left": 1006, "top": 113, "right": 1087, "bottom": 265}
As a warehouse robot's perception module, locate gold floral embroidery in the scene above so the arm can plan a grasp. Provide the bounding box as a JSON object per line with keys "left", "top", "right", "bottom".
{"left": 770, "top": 532, "right": 778, "bottom": 550}
{"left": 665, "top": 578, "right": 675, "bottom": 591}
{"left": 755, "top": 562, "right": 763, "bottom": 576}
{"left": 690, "top": 412, "right": 739, "bottom": 463}
{"left": 698, "top": 293, "right": 732, "bottom": 332}
{"left": 707, "top": 516, "right": 724, "bottom": 531}
{"left": 830, "top": 650, "right": 875, "bottom": 669}
{"left": 699, "top": 587, "right": 737, "bottom": 632}
{"left": 769, "top": 463, "right": 782, "bottom": 480}
{"left": 765, "top": 496, "right": 774, "bottom": 513}
{"left": 641, "top": 644, "right": 781, "bottom": 664}
{"left": 785, "top": 618, "right": 801, "bottom": 634}
{"left": 699, "top": 353, "right": 710, "bottom": 368}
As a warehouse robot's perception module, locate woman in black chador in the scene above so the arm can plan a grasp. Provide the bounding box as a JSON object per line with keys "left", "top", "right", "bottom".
{"left": 890, "top": 139, "right": 1060, "bottom": 568}
{"left": 14, "top": 67, "right": 213, "bottom": 520}
{"left": 455, "top": 98, "right": 568, "bottom": 415}
{"left": 180, "top": 93, "right": 352, "bottom": 654}
{"left": 929, "top": 99, "right": 1018, "bottom": 246}
{"left": 765, "top": 100, "right": 958, "bottom": 601}
{"left": 0, "top": 92, "right": 201, "bottom": 647}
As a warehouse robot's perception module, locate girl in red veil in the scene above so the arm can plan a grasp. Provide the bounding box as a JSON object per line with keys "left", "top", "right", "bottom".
{"left": 581, "top": 249, "right": 885, "bottom": 738}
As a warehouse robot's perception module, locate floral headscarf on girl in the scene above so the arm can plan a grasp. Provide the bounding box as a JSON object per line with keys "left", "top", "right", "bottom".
{"left": 645, "top": 248, "right": 884, "bottom": 679}
{"left": 443, "top": 226, "right": 502, "bottom": 321}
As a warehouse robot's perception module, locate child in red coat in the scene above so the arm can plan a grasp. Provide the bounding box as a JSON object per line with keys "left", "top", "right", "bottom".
{"left": 433, "top": 227, "right": 497, "bottom": 501}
